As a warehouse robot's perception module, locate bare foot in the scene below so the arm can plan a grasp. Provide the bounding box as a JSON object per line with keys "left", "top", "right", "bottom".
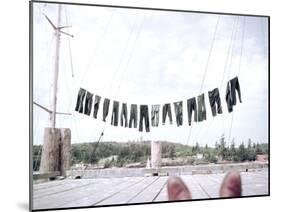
{"left": 167, "top": 171, "right": 242, "bottom": 200}
{"left": 167, "top": 176, "right": 192, "bottom": 200}
{"left": 220, "top": 171, "right": 242, "bottom": 197}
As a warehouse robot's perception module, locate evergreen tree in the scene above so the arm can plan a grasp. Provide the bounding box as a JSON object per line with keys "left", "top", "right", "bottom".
{"left": 218, "top": 134, "right": 227, "bottom": 160}
{"left": 238, "top": 142, "right": 246, "bottom": 161}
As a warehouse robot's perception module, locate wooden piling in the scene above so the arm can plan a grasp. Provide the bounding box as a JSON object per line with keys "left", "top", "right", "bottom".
{"left": 39, "top": 127, "right": 71, "bottom": 176}
{"left": 60, "top": 128, "right": 71, "bottom": 177}
{"left": 151, "top": 141, "right": 162, "bottom": 168}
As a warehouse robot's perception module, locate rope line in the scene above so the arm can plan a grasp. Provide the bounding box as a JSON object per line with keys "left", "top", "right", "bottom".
{"left": 100, "top": 13, "right": 143, "bottom": 130}
{"left": 219, "top": 16, "right": 239, "bottom": 146}
{"left": 186, "top": 15, "right": 220, "bottom": 146}
{"left": 64, "top": 7, "right": 74, "bottom": 77}
{"left": 116, "top": 12, "right": 148, "bottom": 94}
{"left": 192, "top": 16, "right": 240, "bottom": 147}
{"left": 79, "top": 9, "right": 115, "bottom": 86}
{"left": 199, "top": 16, "right": 221, "bottom": 94}
{"left": 228, "top": 16, "right": 246, "bottom": 144}
{"left": 219, "top": 16, "right": 239, "bottom": 91}
{"left": 224, "top": 16, "right": 241, "bottom": 146}
{"left": 105, "top": 13, "right": 140, "bottom": 97}
{"left": 88, "top": 11, "right": 145, "bottom": 163}
{"left": 226, "top": 17, "right": 240, "bottom": 81}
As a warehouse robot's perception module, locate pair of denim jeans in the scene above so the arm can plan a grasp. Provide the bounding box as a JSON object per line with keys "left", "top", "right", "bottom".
{"left": 174, "top": 101, "right": 183, "bottom": 126}
{"left": 129, "top": 104, "right": 138, "bottom": 128}
{"left": 102, "top": 98, "right": 110, "bottom": 122}
{"left": 197, "top": 93, "right": 207, "bottom": 122}
{"left": 139, "top": 105, "right": 150, "bottom": 132}
{"left": 162, "top": 103, "right": 172, "bottom": 125}
{"left": 151, "top": 105, "right": 160, "bottom": 127}
{"left": 120, "top": 103, "right": 128, "bottom": 127}
{"left": 208, "top": 88, "right": 223, "bottom": 116}
{"left": 111, "top": 101, "right": 119, "bottom": 126}
{"left": 93, "top": 95, "right": 101, "bottom": 119}
{"left": 75, "top": 88, "right": 86, "bottom": 113}
{"left": 187, "top": 97, "right": 197, "bottom": 126}
{"left": 84, "top": 91, "right": 93, "bottom": 116}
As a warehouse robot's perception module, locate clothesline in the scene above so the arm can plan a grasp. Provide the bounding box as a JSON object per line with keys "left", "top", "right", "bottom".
{"left": 74, "top": 76, "right": 242, "bottom": 133}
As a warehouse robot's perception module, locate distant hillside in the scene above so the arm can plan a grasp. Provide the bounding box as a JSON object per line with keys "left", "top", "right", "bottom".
{"left": 33, "top": 136, "right": 268, "bottom": 171}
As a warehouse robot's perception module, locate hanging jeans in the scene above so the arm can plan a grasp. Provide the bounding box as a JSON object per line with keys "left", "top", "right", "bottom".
{"left": 226, "top": 76, "right": 242, "bottom": 113}
{"left": 174, "top": 101, "right": 183, "bottom": 126}
{"left": 197, "top": 93, "right": 207, "bottom": 122}
{"left": 111, "top": 101, "right": 119, "bottom": 126}
{"left": 208, "top": 88, "right": 223, "bottom": 116}
{"left": 187, "top": 97, "right": 197, "bottom": 126}
{"left": 93, "top": 95, "right": 101, "bottom": 119}
{"left": 84, "top": 91, "right": 93, "bottom": 116}
{"left": 120, "top": 103, "right": 128, "bottom": 127}
{"left": 102, "top": 98, "right": 110, "bottom": 122}
{"left": 151, "top": 105, "right": 160, "bottom": 127}
{"left": 139, "top": 105, "right": 150, "bottom": 132}
{"left": 129, "top": 104, "right": 138, "bottom": 128}
{"left": 162, "top": 103, "right": 172, "bottom": 125}
{"left": 75, "top": 88, "right": 86, "bottom": 113}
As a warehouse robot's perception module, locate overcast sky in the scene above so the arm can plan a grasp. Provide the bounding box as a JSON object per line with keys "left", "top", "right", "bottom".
{"left": 33, "top": 2, "right": 268, "bottom": 147}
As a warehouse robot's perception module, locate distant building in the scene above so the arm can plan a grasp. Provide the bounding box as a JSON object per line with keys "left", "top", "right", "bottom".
{"left": 196, "top": 153, "right": 203, "bottom": 159}
{"left": 256, "top": 154, "right": 268, "bottom": 162}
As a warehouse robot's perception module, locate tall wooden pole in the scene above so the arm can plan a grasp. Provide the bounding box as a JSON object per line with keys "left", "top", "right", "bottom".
{"left": 39, "top": 4, "right": 72, "bottom": 177}
{"left": 51, "top": 4, "right": 62, "bottom": 130}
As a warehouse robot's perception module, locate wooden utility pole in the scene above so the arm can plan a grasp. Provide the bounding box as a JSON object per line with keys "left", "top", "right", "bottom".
{"left": 51, "top": 4, "right": 61, "bottom": 129}
{"left": 38, "top": 4, "right": 73, "bottom": 177}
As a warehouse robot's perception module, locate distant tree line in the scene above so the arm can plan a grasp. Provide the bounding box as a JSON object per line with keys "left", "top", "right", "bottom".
{"left": 33, "top": 145, "right": 42, "bottom": 171}
{"left": 32, "top": 136, "right": 268, "bottom": 171}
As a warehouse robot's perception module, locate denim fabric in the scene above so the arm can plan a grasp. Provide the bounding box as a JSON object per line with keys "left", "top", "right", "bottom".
{"left": 102, "top": 98, "right": 110, "bottom": 122}
{"left": 208, "top": 88, "right": 223, "bottom": 116}
{"left": 187, "top": 97, "right": 197, "bottom": 126}
{"left": 120, "top": 103, "right": 128, "bottom": 127}
{"left": 129, "top": 104, "right": 138, "bottom": 128}
{"left": 151, "top": 105, "right": 160, "bottom": 127}
{"left": 174, "top": 101, "right": 183, "bottom": 126}
{"left": 93, "top": 95, "right": 101, "bottom": 119}
{"left": 226, "top": 76, "right": 242, "bottom": 113}
{"left": 75, "top": 88, "right": 86, "bottom": 113}
{"left": 111, "top": 101, "right": 119, "bottom": 126}
{"left": 162, "top": 103, "right": 172, "bottom": 125}
{"left": 197, "top": 93, "right": 206, "bottom": 122}
{"left": 139, "top": 105, "right": 150, "bottom": 132}
{"left": 84, "top": 91, "right": 93, "bottom": 116}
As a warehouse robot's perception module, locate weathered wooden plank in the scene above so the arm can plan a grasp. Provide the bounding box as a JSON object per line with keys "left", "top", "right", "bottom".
{"left": 128, "top": 176, "right": 168, "bottom": 203}
{"left": 242, "top": 184, "right": 268, "bottom": 196}
{"left": 206, "top": 173, "right": 224, "bottom": 184}
{"left": 58, "top": 177, "right": 145, "bottom": 208}
{"left": 153, "top": 186, "right": 167, "bottom": 202}
{"left": 192, "top": 174, "right": 221, "bottom": 198}
{"left": 34, "top": 179, "right": 69, "bottom": 190}
{"left": 33, "top": 170, "right": 269, "bottom": 210}
{"left": 34, "top": 178, "right": 133, "bottom": 209}
{"left": 179, "top": 175, "right": 210, "bottom": 199}
{"left": 95, "top": 177, "right": 159, "bottom": 205}
{"left": 34, "top": 179, "right": 97, "bottom": 199}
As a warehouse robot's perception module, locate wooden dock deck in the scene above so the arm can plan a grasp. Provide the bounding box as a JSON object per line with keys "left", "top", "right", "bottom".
{"left": 33, "top": 169, "right": 268, "bottom": 210}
